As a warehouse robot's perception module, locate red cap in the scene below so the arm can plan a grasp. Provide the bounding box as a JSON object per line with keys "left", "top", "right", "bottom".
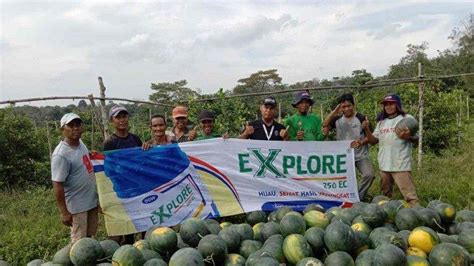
{"left": 172, "top": 106, "right": 188, "bottom": 119}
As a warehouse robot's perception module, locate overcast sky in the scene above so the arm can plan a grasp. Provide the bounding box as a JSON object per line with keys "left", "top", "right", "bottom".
{"left": 1, "top": 1, "right": 472, "bottom": 106}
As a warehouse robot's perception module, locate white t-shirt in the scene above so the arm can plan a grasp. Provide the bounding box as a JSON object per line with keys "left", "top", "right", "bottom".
{"left": 51, "top": 140, "right": 98, "bottom": 214}
{"left": 373, "top": 114, "right": 416, "bottom": 172}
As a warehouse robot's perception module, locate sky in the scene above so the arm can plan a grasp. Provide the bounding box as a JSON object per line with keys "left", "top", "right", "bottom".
{"left": 0, "top": 0, "right": 472, "bottom": 106}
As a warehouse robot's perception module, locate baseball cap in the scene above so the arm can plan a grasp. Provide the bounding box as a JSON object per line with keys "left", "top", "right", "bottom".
{"left": 292, "top": 91, "right": 314, "bottom": 107}
{"left": 172, "top": 106, "right": 188, "bottom": 119}
{"left": 109, "top": 105, "right": 129, "bottom": 119}
{"left": 60, "top": 113, "right": 82, "bottom": 128}
{"left": 198, "top": 110, "right": 215, "bottom": 122}
{"left": 262, "top": 96, "right": 277, "bottom": 107}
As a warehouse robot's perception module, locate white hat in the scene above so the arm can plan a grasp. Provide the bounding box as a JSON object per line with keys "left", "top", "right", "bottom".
{"left": 60, "top": 113, "right": 82, "bottom": 127}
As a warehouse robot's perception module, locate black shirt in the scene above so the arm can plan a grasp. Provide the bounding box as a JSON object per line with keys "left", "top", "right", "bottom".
{"left": 247, "top": 120, "right": 285, "bottom": 141}
{"left": 103, "top": 133, "right": 143, "bottom": 151}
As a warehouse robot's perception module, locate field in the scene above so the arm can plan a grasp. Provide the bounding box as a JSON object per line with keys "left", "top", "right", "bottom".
{"left": 0, "top": 122, "right": 472, "bottom": 264}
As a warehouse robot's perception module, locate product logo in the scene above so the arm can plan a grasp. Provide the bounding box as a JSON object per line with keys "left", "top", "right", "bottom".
{"left": 142, "top": 195, "right": 158, "bottom": 204}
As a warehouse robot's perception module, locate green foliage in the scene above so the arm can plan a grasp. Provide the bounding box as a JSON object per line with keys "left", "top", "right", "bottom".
{"left": 149, "top": 80, "right": 200, "bottom": 103}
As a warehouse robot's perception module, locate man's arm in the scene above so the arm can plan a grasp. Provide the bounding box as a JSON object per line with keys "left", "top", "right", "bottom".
{"left": 362, "top": 117, "right": 379, "bottom": 145}
{"left": 53, "top": 181, "right": 72, "bottom": 226}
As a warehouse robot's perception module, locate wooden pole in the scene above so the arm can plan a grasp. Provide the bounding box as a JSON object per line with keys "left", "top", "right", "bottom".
{"left": 98, "top": 77, "right": 109, "bottom": 139}
{"left": 320, "top": 105, "right": 324, "bottom": 121}
{"left": 46, "top": 122, "right": 52, "bottom": 159}
{"left": 467, "top": 96, "right": 470, "bottom": 121}
{"left": 417, "top": 63, "right": 424, "bottom": 171}
{"left": 278, "top": 102, "right": 282, "bottom": 123}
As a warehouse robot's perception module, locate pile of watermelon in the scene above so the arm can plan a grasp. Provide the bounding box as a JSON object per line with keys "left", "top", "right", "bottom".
{"left": 21, "top": 197, "right": 474, "bottom": 265}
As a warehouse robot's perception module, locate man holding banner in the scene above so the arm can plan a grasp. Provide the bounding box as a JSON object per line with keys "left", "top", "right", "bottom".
{"left": 239, "top": 96, "right": 289, "bottom": 141}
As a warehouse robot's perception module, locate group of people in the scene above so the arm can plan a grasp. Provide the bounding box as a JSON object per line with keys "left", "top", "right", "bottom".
{"left": 51, "top": 91, "right": 419, "bottom": 244}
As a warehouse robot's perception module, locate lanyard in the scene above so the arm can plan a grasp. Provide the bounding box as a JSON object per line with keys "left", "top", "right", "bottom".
{"left": 263, "top": 124, "right": 275, "bottom": 140}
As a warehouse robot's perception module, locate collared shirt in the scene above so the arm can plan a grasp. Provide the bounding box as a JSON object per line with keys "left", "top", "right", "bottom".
{"left": 166, "top": 126, "right": 190, "bottom": 143}
{"left": 246, "top": 120, "right": 285, "bottom": 141}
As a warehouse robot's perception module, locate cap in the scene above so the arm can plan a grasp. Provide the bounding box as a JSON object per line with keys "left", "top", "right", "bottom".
{"left": 198, "top": 110, "right": 215, "bottom": 122}
{"left": 60, "top": 113, "right": 82, "bottom": 128}
{"left": 172, "top": 106, "right": 188, "bottom": 119}
{"left": 381, "top": 94, "right": 401, "bottom": 104}
{"left": 262, "top": 96, "right": 277, "bottom": 107}
{"left": 292, "top": 91, "right": 314, "bottom": 107}
{"left": 109, "top": 105, "right": 129, "bottom": 119}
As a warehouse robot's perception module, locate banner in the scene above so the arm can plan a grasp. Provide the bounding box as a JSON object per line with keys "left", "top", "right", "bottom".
{"left": 92, "top": 139, "right": 359, "bottom": 236}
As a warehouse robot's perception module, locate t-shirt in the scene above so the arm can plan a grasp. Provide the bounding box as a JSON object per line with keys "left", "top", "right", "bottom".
{"left": 247, "top": 120, "right": 285, "bottom": 141}
{"left": 51, "top": 140, "right": 98, "bottom": 214}
{"left": 102, "top": 133, "right": 142, "bottom": 151}
{"left": 328, "top": 113, "right": 368, "bottom": 161}
{"left": 285, "top": 113, "right": 324, "bottom": 141}
{"left": 373, "top": 114, "right": 416, "bottom": 172}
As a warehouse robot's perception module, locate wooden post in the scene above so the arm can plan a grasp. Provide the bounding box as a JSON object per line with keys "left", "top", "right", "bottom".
{"left": 467, "top": 96, "right": 470, "bottom": 121}
{"left": 278, "top": 102, "right": 282, "bottom": 123}
{"left": 88, "top": 94, "right": 105, "bottom": 138}
{"left": 98, "top": 77, "right": 109, "bottom": 139}
{"left": 320, "top": 105, "right": 324, "bottom": 121}
{"left": 91, "top": 110, "right": 95, "bottom": 149}
{"left": 46, "top": 122, "right": 52, "bottom": 159}
{"left": 417, "top": 63, "right": 424, "bottom": 171}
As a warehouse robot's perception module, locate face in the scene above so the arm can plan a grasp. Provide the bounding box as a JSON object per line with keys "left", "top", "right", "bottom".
{"left": 173, "top": 116, "right": 188, "bottom": 129}
{"left": 384, "top": 102, "right": 397, "bottom": 116}
{"left": 62, "top": 119, "right": 83, "bottom": 140}
{"left": 151, "top": 117, "right": 166, "bottom": 138}
{"left": 340, "top": 100, "right": 355, "bottom": 117}
{"left": 260, "top": 104, "right": 276, "bottom": 120}
{"left": 111, "top": 111, "right": 129, "bottom": 131}
{"left": 201, "top": 119, "right": 214, "bottom": 135}
{"left": 296, "top": 99, "right": 311, "bottom": 114}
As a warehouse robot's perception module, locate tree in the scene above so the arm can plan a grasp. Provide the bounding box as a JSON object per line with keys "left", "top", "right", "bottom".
{"left": 233, "top": 69, "right": 282, "bottom": 94}
{"left": 149, "top": 80, "right": 200, "bottom": 103}
{"left": 388, "top": 42, "right": 431, "bottom": 78}
{"left": 352, "top": 69, "right": 374, "bottom": 85}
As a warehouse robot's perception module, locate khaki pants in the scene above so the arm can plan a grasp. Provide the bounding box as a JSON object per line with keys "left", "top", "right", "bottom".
{"left": 71, "top": 207, "right": 99, "bottom": 244}
{"left": 380, "top": 171, "right": 419, "bottom": 206}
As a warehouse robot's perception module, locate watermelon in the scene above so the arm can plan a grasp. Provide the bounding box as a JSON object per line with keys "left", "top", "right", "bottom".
{"left": 282, "top": 234, "right": 313, "bottom": 265}
{"left": 438, "top": 233, "right": 458, "bottom": 244}
{"left": 351, "top": 221, "right": 372, "bottom": 235}
{"left": 280, "top": 211, "right": 306, "bottom": 236}
{"left": 407, "top": 255, "right": 429, "bottom": 266}
{"left": 324, "top": 221, "right": 356, "bottom": 253}
{"left": 325, "top": 251, "right": 354, "bottom": 266}
{"left": 111, "top": 245, "right": 145, "bottom": 266}
{"left": 180, "top": 218, "right": 210, "bottom": 247}
{"left": 198, "top": 234, "right": 228, "bottom": 265}
{"left": 204, "top": 218, "right": 220, "bottom": 226}
{"left": 52, "top": 245, "right": 71, "bottom": 265}
{"left": 143, "top": 258, "right": 167, "bottom": 266}
{"left": 235, "top": 224, "right": 254, "bottom": 241}
{"left": 69, "top": 237, "right": 103, "bottom": 265}
{"left": 395, "top": 116, "right": 418, "bottom": 135}
{"left": 406, "top": 246, "right": 427, "bottom": 258}
{"left": 205, "top": 222, "right": 222, "bottom": 235}
{"left": 177, "top": 233, "right": 190, "bottom": 249}
{"left": 218, "top": 226, "right": 241, "bottom": 253}
{"left": 455, "top": 210, "right": 474, "bottom": 223}
{"left": 296, "top": 257, "right": 324, "bottom": 266}
{"left": 457, "top": 228, "right": 474, "bottom": 253}
{"left": 245, "top": 249, "right": 273, "bottom": 266}
{"left": 372, "top": 195, "right": 390, "bottom": 204}
{"left": 261, "top": 234, "right": 285, "bottom": 263}
{"left": 239, "top": 240, "right": 262, "bottom": 259}
{"left": 337, "top": 207, "right": 360, "bottom": 225}
{"left": 457, "top": 222, "right": 474, "bottom": 234}
{"left": 169, "top": 247, "right": 204, "bottom": 266}
{"left": 433, "top": 203, "right": 456, "bottom": 224}
{"left": 408, "top": 226, "right": 440, "bottom": 253}
{"left": 100, "top": 240, "right": 120, "bottom": 258}
{"left": 352, "top": 215, "right": 365, "bottom": 224}
{"left": 252, "top": 222, "right": 265, "bottom": 241}
{"left": 220, "top": 222, "right": 232, "bottom": 229}
{"left": 353, "top": 231, "right": 371, "bottom": 255}
{"left": 362, "top": 204, "right": 387, "bottom": 228}
{"left": 395, "top": 208, "right": 424, "bottom": 231}
{"left": 148, "top": 227, "right": 178, "bottom": 254}
{"left": 351, "top": 202, "right": 370, "bottom": 213}
{"left": 303, "top": 203, "right": 325, "bottom": 214}
{"left": 383, "top": 223, "right": 398, "bottom": 232}
{"left": 426, "top": 199, "right": 443, "bottom": 209}
{"left": 27, "top": 259, "right": 43, "bottom": 266}
{"left": 429, "top": 243, "right": 470, "bottom": 266}
{"left": 418, "top": 208, "right": 443, "bottom": 231}
{"left": 397, "top": 230, "right": 411, "bottom": 246}
{"left": 260, "top": 221, "right": 281, "bottom": 242}
{"left": 246, "top": 211, "right": 267, "bottom": 226}
{"left": 447, "top": 222, "right": 459, "bottom": 235}
{"left": 141, "top": 249, "right": 162, "bottom": 261}
{"left": 371, "top": 231, "right": 406, "bottom": 251}
{"left": 145, "top": 226, "right": 160, "bottom": 240}
{"left": 303, "top": 210, "right": 329, "bottom": 229}
{"left": 373, "top": 243, "right": 407, "bottom": 266}
{"left": 355, "top": 249, "right": 375, "bottom": 266}
{"left": 224, "top": 253, "right": 246, "bottom": 266}
{"left": 304, "top": 227, "right": 325, "bottom": 254}
{"left": 383, "top": 200, "right": 408, "bottom": 223}
{"left": 250, "top": 256, "right": 279, "bottom": 266}
{"left": 133, "top": 239, "right": 151, "bottom": 251}
{"left": 325, "top": 207, "right": 342, "bottom": 221}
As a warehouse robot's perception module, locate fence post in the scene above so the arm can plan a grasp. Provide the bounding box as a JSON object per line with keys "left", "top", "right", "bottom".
{"left": 278, "top": 102, "right": 282, "bottom": 123}
{"left": 417, "top": 63, "right": 424, "bottom": 172}
{"left": 98, "top": 77, "right": 109, "bottom": 139}
{"left": 46, "top": 122, "right": 52, "bottom": 159}
{"left": 467, "top": 96, "right": 470, "bottom": 121}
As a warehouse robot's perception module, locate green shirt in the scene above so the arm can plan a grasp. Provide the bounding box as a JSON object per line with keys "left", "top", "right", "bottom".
{"left": 195, "top": 132, "right": 221, "bottom": 141}
{"left": 284, "top": 113, "right": 325, "bottom": 141}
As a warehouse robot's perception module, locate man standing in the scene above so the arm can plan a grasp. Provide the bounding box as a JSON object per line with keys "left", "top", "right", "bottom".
{"left": 285, "top": 91, "right": 324, "bottom": 141}
{"left": 194, "top": 110, "right": 228, "bottom": 140}
{"left": 167, "top": 105, "right": 197, "bottom": 143}
{"left": 323, "top": 93, "right": 375, "bottom": 201}
{"left": 52, "top": 113, "right": 98, "bottom": 244}
{"left": 103, "top": 104, "right": 142, "bottom": 151}
{"left": 240, "top": 96, "right": 288, "bottom": 141}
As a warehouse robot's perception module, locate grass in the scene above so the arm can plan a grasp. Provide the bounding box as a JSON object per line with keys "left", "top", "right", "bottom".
{"left": 1, "top": 122, "right": 473, "bottom": 264}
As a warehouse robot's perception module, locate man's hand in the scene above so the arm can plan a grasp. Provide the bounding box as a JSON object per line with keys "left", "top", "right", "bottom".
{"left": 188, "top": 129, "right": 197, "bottom": 141}
{"left": 396, "top": 127, "right": 412, "bottom": 140}
{"left": 296, "top": 130, "right": 304, "bottom": 140}
{"left": 142, "top": 142, "right": 152, "bottom": 151}
{"left": 322, "top": 126, "right": 330, "bottom": 136}
{"left": 223, "top": 132, "right": 229, "bottom": 140}
{"left": 243, "top": 122, "right": 254, "bottom": 138}
{"left": 362, "top": 117, "right": 370, "bottom": 132}
{"left": 351, "top": 140, "right": 362, "bottom": 149}
{"left": 280, "top": 126, "right": 289, "bottom": 140}
{"left": 61, "top": 210, "right": 73, "bottom": 227}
